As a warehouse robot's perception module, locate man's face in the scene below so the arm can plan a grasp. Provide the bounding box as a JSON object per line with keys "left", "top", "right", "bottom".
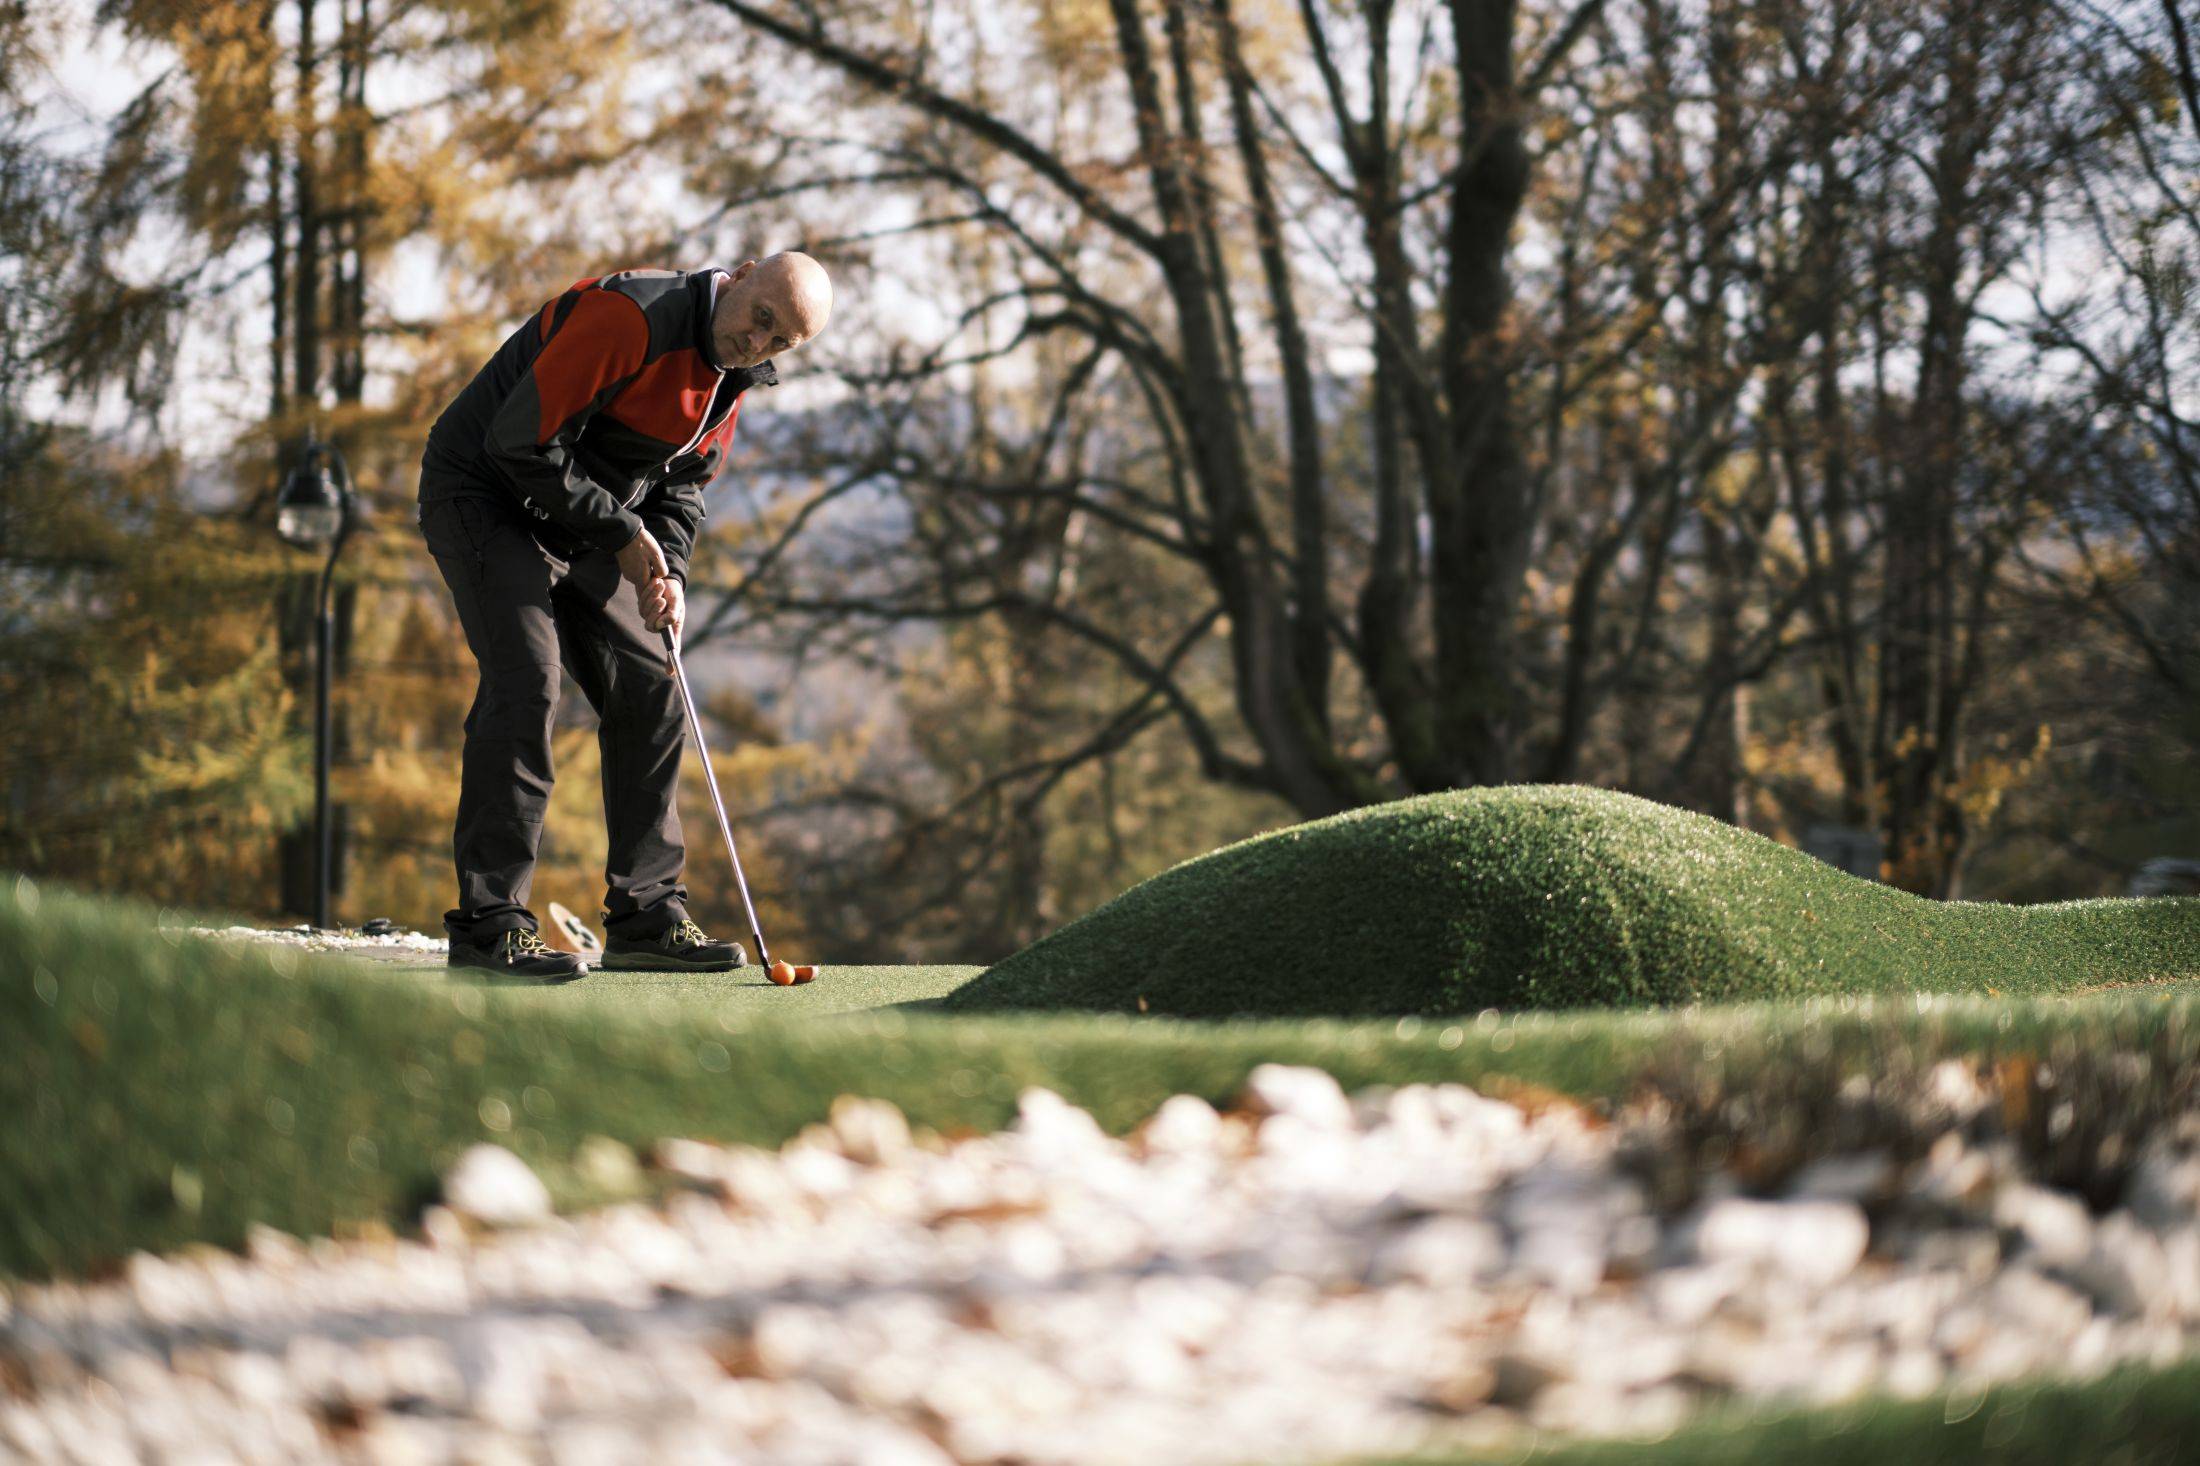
{"left": 714, "top": 257, "right": 829, "bottom": 369}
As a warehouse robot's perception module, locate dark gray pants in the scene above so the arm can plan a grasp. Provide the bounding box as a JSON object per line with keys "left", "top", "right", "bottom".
{"left": 418, "top": 492, "right": 689, "bottom": 943}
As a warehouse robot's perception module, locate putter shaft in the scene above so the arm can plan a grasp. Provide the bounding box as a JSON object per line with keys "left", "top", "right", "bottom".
{"left": 661, "top": 627, "right": 771, "bottom": 971}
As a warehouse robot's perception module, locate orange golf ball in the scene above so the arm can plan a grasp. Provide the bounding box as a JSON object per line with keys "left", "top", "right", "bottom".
{"left": 768, "top": 959, "right": 797, "bottom": 986}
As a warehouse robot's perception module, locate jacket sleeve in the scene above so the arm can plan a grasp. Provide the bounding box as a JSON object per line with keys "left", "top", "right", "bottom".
{"left": 483, "top": 288, "right": 652, "bottom": 554}
{"left": 639, "top": 396, "right": 741, "bottom": 584}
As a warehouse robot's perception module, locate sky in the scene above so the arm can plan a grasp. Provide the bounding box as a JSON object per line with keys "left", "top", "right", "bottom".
{"left": 22, "top": 0, "right": 886, "bottom": 460}
{"left": 21, "top": 0, "right": 1409, "bottom": 470}
{"left": 18, "top": 0, "right": 2151, "bottom": 471}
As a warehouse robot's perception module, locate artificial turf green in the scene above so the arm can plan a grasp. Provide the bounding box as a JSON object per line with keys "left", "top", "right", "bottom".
{"left": 9, "top": 872, "right": 2200, "bottom": 1280}
{"left": 491, "top": 960, "right": 976, "bottom": 1010}
{"left": 945, "top": 786, "right": 2200, "bottom": 1019}
{"left": 1361, "top": 1359, "right": 2200, "bottom": 1465}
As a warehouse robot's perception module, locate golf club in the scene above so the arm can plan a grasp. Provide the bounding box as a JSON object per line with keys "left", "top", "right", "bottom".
{"left": 660, "top": 624, "right": 775, "bottom": 976}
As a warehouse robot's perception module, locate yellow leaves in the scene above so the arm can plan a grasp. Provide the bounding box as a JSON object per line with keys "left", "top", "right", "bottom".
{"left": 1950, "top": 724, "right": 2053, "bottom": 828}
{"left": 100, "top": 641, "right": 311, "bottom": 830}
{"left": 1736, "top": 718, "right": 1848, "bottom": 813}
{"left": 1034, "top": 0, "right": 1119, "bottom": 87}
{"left": 1886, "top": 723, "right": 1926, "bottom": 761}
{"left": 1702, "top": 455, "right": 1763, "bottom": 512}
{"left": 2135, "top": 52, "right": 2183, "bottom": 129}
{"left": 1757, "top": 514, "right": 1805, "bottom": 577}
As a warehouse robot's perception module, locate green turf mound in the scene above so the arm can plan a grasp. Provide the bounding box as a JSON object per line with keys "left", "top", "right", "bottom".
{"left": 944, "top": 786, "right": 2200, "bottom": 1019}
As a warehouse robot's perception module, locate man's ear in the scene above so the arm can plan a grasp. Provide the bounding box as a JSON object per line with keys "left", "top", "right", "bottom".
{"left": 730, "top": 258, "right": 758, "bottom": 280}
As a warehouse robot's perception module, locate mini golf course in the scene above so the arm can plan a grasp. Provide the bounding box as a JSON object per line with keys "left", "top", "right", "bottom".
{"left": 7, "top": 786, "right": 2197, "bottom": 1279}
{"left": 6, "top": 787, "right": 2200, "bottom": 1458}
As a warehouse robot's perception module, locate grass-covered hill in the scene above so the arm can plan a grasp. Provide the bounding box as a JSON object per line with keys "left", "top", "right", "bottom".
{"left": 945, "top": 786, "right": 2200, "bottom": 1020}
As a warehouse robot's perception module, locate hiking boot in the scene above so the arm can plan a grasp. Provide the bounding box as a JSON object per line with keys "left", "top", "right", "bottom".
{"left": 599, "top": 917, "right": 748, "bottom": 972}
{"left": 448, "top": 927, "right": 588, "bottom": 983}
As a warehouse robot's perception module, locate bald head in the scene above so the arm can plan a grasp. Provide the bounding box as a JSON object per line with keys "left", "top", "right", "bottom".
{"left": 713, "top": 251, "right": 833, "bottom": 370}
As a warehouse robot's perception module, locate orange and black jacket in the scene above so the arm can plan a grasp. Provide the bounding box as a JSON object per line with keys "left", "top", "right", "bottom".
{"left": 420, "top": 267, "right": 777, "bottom": 582}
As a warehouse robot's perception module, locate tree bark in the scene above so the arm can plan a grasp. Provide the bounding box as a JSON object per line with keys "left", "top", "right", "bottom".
{"left": 1431, "top": 0, "right": 1535, "bottom": 785}
{"left": 1880, "top": 0, "right": 1983, "bottom": 896}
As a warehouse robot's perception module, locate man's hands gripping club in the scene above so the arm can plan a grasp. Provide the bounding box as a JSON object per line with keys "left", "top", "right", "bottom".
{"left": 616, "top": 527, "right": 684, "bottom": 638}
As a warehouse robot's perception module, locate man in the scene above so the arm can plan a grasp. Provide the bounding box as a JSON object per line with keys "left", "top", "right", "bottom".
{"left": 416, "top": 255, "right": 833, "bottom": 980}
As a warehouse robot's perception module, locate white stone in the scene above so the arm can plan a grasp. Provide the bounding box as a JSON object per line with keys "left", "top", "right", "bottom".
{"left": 2125, "top": 1142, "right": 2200, "bottom": 1230}
{"left": 1645, "top": 1262, "right": 1746, "bottom": 1327}
{"left": 1796, "top": 1340, "right": 1884, "bottom": 1404}
{"left": 1347, "top": 1083, "right": 1400, "bottom": 1128}
{"left": 830, "top": 1096, "right": 913, "bottom": 1165}
{"left": 1140, "top": 1094, "right": 1223, "bottom": 1153}
{"left": 2064, "top": 1215, "right": 2170, "bottom": 1318}
{"left": 1503, "top": 1163, "right": 1642, "bottom": 1295}
{"left": 718, "top": 1146, "right": 809, "bottom": 1216}
{"left": 420, "top": 1205, "right": 470, "bottom": 1251}
{"left": 441, "top": 1145, "right": 551, "bottom": 1227}
{"left": 1907, "top": 1134, "right": 1996, "bottom": 1211}
{"left": 1419, "top": 1084, "right": 1527, "bottom": 1144}
{"left": 1926, "top": 1060, "right": 1990, "bottom": 1117}
{"left": 576, "top": 1135, "right": 643, "bottom": 1192}
{"left": 1992, "top": 1184, "right": 2093, "bottom": 1265}
{"left": 1787, "top": 1151, "right": 1894, "bottom": 1203}
{"left": 1987, "top": 1268, "right": 2093, "bottom": 1340}
{"left": 1369, "top": 1217, "right": 1506, "bottom": 1287}
{"left": 1238, "top": 1065, "right": 1354, "bottom": 1130}
{"left": 1691, "top": 1198, "right": 1869, "bottom": 1287}
{"left": 2157, "top": 1225, "right": 2200, "bottom": 1315}
{"left": 1883, "top": 1346, "right": 1944, "bottom": 1398}
{"left": 651, "top": 1137, "right": 726, "bottom": 1184}
{"left": 243, "top": 1224, "right": 303, "bottom": 1266}
{"left": 1012, "top": 1089, "right": 1112, "bottom": 1154}
{"left": 779, "top": 1141, "right": 860, "bottom": 1198}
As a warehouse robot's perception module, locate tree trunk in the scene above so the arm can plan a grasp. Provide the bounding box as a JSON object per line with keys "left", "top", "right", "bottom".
{"left": 1431, "top": 0, "right": 1534, "bottom": 785}
{"left": 1880, "top": 3, "right": 1981, "bottom": 896}
{"left": 292, "top": 0, "right": 320, "bottom": 411}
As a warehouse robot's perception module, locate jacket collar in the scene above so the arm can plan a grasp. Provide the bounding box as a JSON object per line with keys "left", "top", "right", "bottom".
{"left": 695, "top": 267, "right": 781, "bottom": 392}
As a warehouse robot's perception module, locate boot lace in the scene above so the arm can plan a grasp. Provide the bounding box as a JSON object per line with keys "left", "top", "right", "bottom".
{"left": 504, "top": 928, "right": 553, "bottom": 958}
{"left": 669, "top": 918, "right": 709, "bottom": 949}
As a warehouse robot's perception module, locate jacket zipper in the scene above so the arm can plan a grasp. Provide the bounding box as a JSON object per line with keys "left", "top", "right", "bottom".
{"left": 675, "top": 372, "right": 730, "bottom": 458}
{"left": 620, "top": 374, "right": 730, "bottom": 509}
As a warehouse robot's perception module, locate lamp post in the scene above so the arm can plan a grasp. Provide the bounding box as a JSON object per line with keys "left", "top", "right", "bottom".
{"left": 275, "top": 434, "right": 354, "bottom": 931}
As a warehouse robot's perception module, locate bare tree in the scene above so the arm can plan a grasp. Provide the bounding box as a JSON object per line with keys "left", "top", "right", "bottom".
{"left": 694, "top": 0, "right": 1608, "bottom": 817}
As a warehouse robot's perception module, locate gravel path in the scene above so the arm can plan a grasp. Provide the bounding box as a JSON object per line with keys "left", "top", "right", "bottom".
{"left": 6, "top": 1065, "right": 2199, "bottom": 1464}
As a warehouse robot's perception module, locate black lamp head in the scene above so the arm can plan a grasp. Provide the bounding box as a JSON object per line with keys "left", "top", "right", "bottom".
{"left": 276, "top": 443, "right": 348, "bottom": 549}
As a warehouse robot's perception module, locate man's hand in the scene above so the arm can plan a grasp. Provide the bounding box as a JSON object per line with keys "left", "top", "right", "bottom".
{"left": 639, "top": 574, "right": 685, "bottom": 638}
{"left": 615, "top": 528, "right": 668, "bottom": 588}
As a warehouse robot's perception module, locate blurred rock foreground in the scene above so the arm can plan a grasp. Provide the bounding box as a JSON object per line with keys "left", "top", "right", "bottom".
{"left": 5, "top": 1066, "right": 2199, "bottom": 1463}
